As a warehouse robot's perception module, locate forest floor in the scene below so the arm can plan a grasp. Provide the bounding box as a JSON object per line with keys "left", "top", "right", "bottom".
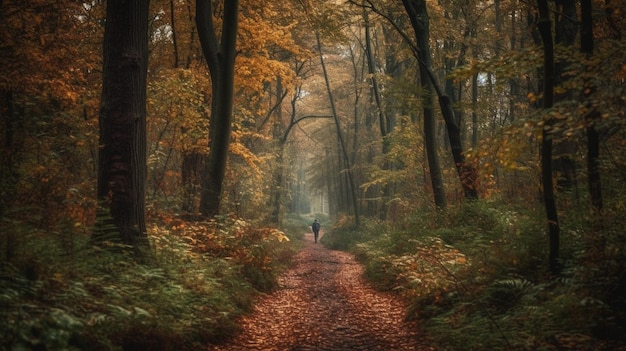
{"left": 208, "top": 232, "right": 433, "bottom": 351}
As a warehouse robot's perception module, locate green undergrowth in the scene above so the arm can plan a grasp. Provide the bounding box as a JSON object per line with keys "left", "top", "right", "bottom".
{"left": 0, "top": 214, "right": 302, "bottom": 350}
{"left": 322, "top": 201, "right": 626, "bottom": 350}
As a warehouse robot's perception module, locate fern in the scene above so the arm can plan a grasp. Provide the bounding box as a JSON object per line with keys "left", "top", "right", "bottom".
{"left": 485, "top": 278, "right": 537, "bottom": 313}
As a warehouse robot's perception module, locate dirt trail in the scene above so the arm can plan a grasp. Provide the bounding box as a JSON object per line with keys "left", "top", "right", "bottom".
{"left": 208, "top": 232, "right": 432, "bottom": 351}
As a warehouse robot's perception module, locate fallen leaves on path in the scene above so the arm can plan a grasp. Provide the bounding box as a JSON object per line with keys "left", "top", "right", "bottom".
{"left": 208, "top": 232, "right": 432, "bottom": 350}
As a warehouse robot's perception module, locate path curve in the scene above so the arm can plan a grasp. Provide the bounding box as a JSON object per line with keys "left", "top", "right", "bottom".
{"left": 208, "top": 232, "right": 432, "bottom": 351}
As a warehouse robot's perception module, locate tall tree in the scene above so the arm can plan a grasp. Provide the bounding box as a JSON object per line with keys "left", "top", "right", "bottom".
{"left": 363, "top": 7, "right": 392, "bottom": 219}
{"left": 580, "top": 0, "right": 602, "bottom": 212}
{"left": 536, "top": 0, "right": 560, "bottom": 274}
{"left": 96, "top": 0, "right": 150, "bottom": 248}
{"left": 401, "top": 0, "right": 479, "bottom": 202}
{"left": 196, "top": 0, "right": 240, "bottom": 218}
{"left": 359, "top": 0, "right": 479, "bottom": 206}
{"left": 552, "top": 0, "right": 579, "bottom": 192}
{"left": 400, "top": 0, "right": 446, "bottom": 208}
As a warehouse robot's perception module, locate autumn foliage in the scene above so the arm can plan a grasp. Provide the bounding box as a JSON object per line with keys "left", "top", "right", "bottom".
{"left": 154, "top": 215, "right": 291, "bottom": 290}
{"left": 1, "top": 0, "right": 626, "bottom": 349}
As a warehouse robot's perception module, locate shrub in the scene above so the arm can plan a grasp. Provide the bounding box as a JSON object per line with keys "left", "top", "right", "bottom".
{"left": 337, "top": 200, "right": 626, "bottom": 350}
{"left": 0, "top": 212, "right": 299, "bottom": 350}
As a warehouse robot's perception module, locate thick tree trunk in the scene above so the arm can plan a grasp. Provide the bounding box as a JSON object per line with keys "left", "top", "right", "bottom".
{"left": 96, "top": 0, "right": 150, "bottom": 249}
{"left": 537, "top": 0, "right": 560, "bottom": 274}
{"left": 196, "top": 0, "right": 239, "bottom": 218}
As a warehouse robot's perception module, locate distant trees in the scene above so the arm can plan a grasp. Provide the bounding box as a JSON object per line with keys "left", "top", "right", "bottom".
{"left": 351, "top": 0, "right": 480, "bottom": 212}
{"left": 334, "top": 0, "right": 624, "bottom": 270}
{"left": 0, "top": 0, "right": 102, "bottom": 258}
{"left": 315, "top": 30, "right": 361, "bottom": 226}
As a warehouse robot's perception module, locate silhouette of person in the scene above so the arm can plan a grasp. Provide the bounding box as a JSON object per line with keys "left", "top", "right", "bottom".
{"left": 311, "top": 219, "right": 321, "bottom": 243}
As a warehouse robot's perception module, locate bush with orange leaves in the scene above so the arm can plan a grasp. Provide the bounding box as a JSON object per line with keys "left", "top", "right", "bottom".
{"left": 152, "top": 214, "right": 291, "bottom": 291}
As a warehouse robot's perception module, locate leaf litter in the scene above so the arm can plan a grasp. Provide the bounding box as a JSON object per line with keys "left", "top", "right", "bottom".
{"left": 208, "top": 232, "right": 433, "bottom": 350}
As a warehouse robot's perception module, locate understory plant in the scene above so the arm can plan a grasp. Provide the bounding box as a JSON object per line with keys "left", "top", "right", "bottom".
{"left": 323, "top": 200, "right": 626, "bottom": 350}
{"left": 0, "top": 213, "right": 296, "bottom": 350}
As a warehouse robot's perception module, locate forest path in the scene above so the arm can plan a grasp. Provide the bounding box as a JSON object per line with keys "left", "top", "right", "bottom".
{"left": 208, "top": 231, "right": 432, "bottom": 351}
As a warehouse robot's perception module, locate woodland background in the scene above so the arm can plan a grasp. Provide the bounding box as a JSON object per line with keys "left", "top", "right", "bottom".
{"left": 1, "top": 0, "right": 625, "bottom": 350}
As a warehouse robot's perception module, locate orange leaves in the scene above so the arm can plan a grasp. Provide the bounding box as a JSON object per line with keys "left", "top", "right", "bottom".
{"left": 234, "top": 0, "right": 309, "bottom": 96}
{"left": 153, "top": 215, "right": 289, "bottom": 275}
{"left": 373, "top": 237, "right": 469, "bottom": 303}
{"left": 0, "top": 0, "right": 98, "bottom": 105}
{"left": 207, "top": 241, "right": 426, "bottom": 350}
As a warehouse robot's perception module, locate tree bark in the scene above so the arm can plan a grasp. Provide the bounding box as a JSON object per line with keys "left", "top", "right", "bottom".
{"left": 363, "top": 8, "right": 391, "bottom": 219}
{"left": 553, "top": 0, "right": 579, "bottom": 192}
{"left": 537, "top": 0, "right": 560, "bottom": 274}
{"left": 196, "top": 0, "right": 239, "bottom": 218}
{"left": 1, "top": 90, "right": 20, "bottom": 260}
{"left": 401, "top": 0, "right": 446, "bottom": 209}
{"left": 580, "top": 0, "right": 602, "bottom": 212}
{"left": 269, "top": 77, "right": 285, "bottom": 225}
{"left": 169, "top": 0, "right": 179, "bottom": 68}
{"left": 471, "top": 73, "right": 478, "bottom": 148}
{"left": 96, "top": 0, "right": 150, "bottom": 249}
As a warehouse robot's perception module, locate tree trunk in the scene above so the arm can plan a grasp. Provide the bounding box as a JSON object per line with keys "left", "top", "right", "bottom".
{"left": 169, "top": 0, "right": 179, "bottom": 68}
{"left": 552, "top": 0, "right": 579, "bottom": 193}
{"left": 1, "top": 90, "right": 20, "bottom": 260}
{"left": 181, "top": 151, "right": 203, "bottom": 215}
{"left": 196, "top": 0, "right": 239, "bottom": 218}
{"left": 269, "top": 77, "right": 285, "bottom": 225}
{"left": 363, "top": 8, "right": 391, "bottom": 219}
{"left": 471, "top": 73, "right": 478, "bottom": 148}
{"left": 537, "top": 0, "right": 560, "bottom": 274}
{"left": 401, "top": 0, "right": 446, "bottom": 209}
{"left": 580, "top": 0, "right": 602, "bottom": 212}
{"left": 96, "top": 0, "right": 150, "bottom": 249}
{"left": 438, "top": 96, "right": 479, "bottom": 199}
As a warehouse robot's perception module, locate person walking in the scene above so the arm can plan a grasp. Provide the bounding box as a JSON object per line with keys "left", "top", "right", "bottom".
{"left": 311, "top": 219, "right": 321, "bottom": 243}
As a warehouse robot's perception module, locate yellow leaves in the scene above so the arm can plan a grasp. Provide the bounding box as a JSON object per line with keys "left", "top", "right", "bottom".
{"left": 383, "top": 237, "right": 469, "bottom": 301}
{"left": 151, "top": 214, "right": 290, "bottom": 277}
{"left": 235, "top": 56, "right": 295, "bottom": 94}
{"left": 1, "top": 1, "right": 96, "bottom": 104}
{"left": 269, "top": 229, "right": 290, "bottom": 243}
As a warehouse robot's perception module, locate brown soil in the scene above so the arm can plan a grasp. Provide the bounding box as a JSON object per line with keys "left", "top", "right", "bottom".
{"left": 208, "top": 231, "right": 433, "bottom": 351}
